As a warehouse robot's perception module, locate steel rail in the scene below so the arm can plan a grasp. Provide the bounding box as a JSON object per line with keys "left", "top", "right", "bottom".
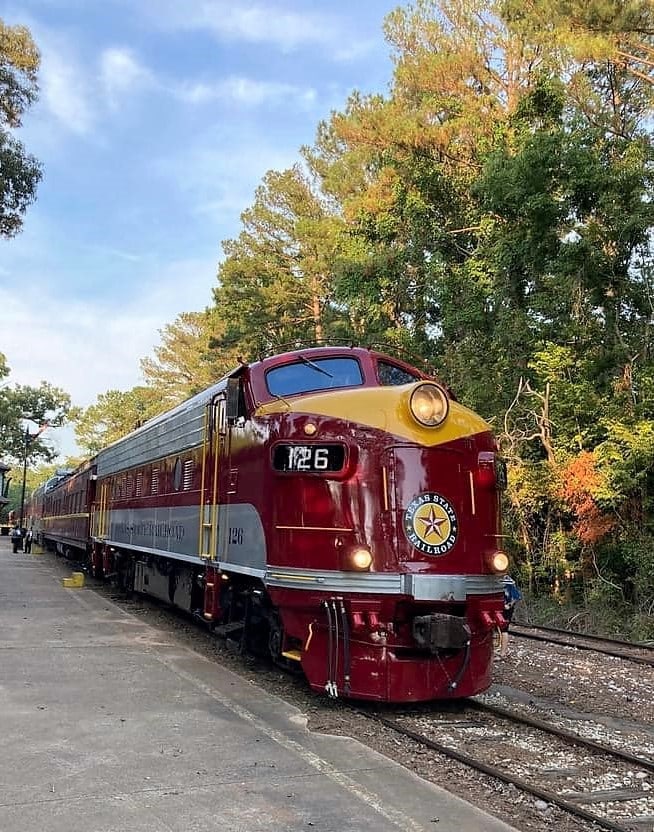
{"left": 362, "top": 710, "right": 637, "bottom": 832}
{"left": 511, "top": 625, "right": 654, "bottom": 667}
{"left": 469, "top": 699, "right": 654, "bottom": 772}
{"left": 515, "top": 623, "right": 654, "bottom": 651}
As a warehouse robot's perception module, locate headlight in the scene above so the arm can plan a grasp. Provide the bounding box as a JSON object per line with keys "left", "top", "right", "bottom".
{"left": 487, "top": 551, "right": 509, "bottom": 574}
{"left": 409, "top": 383, "right": 449, "bottom": 427}
{"left": 348, "top": 546, "right": 373, "bottom": 571}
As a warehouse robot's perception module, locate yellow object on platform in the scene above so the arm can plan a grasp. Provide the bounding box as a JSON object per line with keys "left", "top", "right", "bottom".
{"left": 62, "top": 572, "right": 85, "bottom": 588}
{"left": 31, "top": 545, "right": 44, "bottom": 555}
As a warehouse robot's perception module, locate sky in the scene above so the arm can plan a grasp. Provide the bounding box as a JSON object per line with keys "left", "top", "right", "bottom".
{"left": 0, "top": 0, "right": 400, "bottom": 459}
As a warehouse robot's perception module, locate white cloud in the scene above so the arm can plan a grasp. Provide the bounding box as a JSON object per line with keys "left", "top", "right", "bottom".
{"left": 19, "top": 16, "right": 326, "bottom": 145}
{"left": 0, "top": 256, "right": 216, "bottom": 459}
{"left": 4, "top": 258, "right": 212, "bottom": 464}
{"left": 99, "top": 47, "right": 156, "bottom": 106}
{"left": 0, "top": 11, "right": 95, "bottom": 135}
{"left": 201, "top": 4, "right": 335, "bottom": 50}
{"left": 39, "top": 41, "right": 95, "bottom": 134}
{"left": 177, "top": 76, "right": 317, "bottom": 108}
{"left": 36, "top": 39, "right": 320, "bottom": 138}
{"left": 83, "top": 245, "right": 144, "bottom": 263}
{"left": 16, "top": 32, "right": 156, "bottom": 135}
{"left": 152, "top": 128, "right": 300, "bottom": 226}
{"left": 139, "top": 0, "right": 376, "bottom": 58}
{"left": 165, "top": 1, "right": 339, "bottom": 52}
{"left": 1, "top": 289, "right": 147, "bottom": 408}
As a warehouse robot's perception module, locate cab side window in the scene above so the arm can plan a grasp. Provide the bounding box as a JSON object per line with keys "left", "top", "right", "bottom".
{"left": 377, "top": 361, "right": 418, "bottom": 386}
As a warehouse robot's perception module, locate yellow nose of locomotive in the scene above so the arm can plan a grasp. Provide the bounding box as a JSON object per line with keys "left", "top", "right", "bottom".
{"left": 255, "top": 381, "right": 490, "bottom": 447}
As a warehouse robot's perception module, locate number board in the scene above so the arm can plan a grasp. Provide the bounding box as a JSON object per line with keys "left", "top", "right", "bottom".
{"left": 272, "top": 443, "right": 346, "bottom": 473}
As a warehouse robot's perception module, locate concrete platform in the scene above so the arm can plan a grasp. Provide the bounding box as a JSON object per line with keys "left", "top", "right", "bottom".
{"left": 0, "top": 537, "right": 518, "bottom": 832}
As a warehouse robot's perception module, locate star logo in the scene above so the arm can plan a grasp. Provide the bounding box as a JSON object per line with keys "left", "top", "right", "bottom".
{"left": 416, "top": 504, "right": 449, "bottom": 540}
{"left": 403, "top": 492, "right": 458, "bottom": 556}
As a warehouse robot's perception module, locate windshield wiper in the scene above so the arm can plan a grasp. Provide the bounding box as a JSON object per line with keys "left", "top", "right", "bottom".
{"left": 269, "top": 392, "right": 291, "bottom": 409}
{"left": 298, "top": 355, "right": 333, "bottom": 378}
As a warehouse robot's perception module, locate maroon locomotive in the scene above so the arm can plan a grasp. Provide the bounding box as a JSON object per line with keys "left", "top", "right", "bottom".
{"left": 29, "top": 346, "right": 509, "bottom": 702}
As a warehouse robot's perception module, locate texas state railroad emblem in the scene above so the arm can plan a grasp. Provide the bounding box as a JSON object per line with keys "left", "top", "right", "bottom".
{"left": 403, "top": 492, "right": 458, "bottom": 555}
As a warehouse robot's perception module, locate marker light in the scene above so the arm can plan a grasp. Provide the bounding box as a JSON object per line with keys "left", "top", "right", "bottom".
{"left": 409, "top": 383, "right": 449, "bottom": 427}
{"left": 487, "top": 551, "right": 509, "bottom": 574}
{"left": 304, "top": 422, "right": 317, "bottom": 436}
{"left": 348, "top": 547, "right": 373, "bottom": 571}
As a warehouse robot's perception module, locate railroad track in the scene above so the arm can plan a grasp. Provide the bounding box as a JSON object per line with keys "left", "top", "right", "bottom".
{"left": 511, "top": 624, "right": 654, "bottom": 667}
{"left": 360, "top": 699, "right": 654, "bottom": 832}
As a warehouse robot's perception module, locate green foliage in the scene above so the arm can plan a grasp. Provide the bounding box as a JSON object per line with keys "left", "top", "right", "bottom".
{"left": 596, "top": 420, "right": 654, "bottom": 520}
{"left": 140, "top": 310, "right": 235, "bottom": 405}
{"left": 72, "top": 387, "right": 162, "bottom": 456}
{"left": 3, "top": 461, "right": 57, "bottom": 516}
{"left": 528, "top": 345, "right": 603, "bottom": 449}
{"left": 0, "top": 352, "right": 71, "bottom": 464}
{"left": 212, "top": 166, "right": 351, "bottom": 357}
{"left": 0, "top": 19, "right": 42, "bottom": 237}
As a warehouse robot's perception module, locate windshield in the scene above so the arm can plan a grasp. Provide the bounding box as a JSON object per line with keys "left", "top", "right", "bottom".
{"left": 266, "top": 357, "right": 363, "bottom": 397}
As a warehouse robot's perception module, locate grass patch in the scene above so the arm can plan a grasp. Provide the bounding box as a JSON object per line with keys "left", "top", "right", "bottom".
{"left": 515, "top": 591, "right": 654, "bottom": 643}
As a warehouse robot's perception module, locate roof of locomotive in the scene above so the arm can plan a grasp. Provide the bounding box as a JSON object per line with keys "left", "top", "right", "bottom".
{"left": 250, "top": 345, "right": 432, "bottom": 377}
{"left": 95, "top": 362, "right": 248, "bottom": 475}
{"left": 247, "top": 345, "right": 438, "bottom": 406}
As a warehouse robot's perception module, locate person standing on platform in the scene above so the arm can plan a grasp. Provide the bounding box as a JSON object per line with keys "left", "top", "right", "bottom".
{"left": 24, "top": 527, "right": 33, "bottom": 553}
{"left": 10, "top": 525, "right": 22, "bottom": 553}
{"left": 499, "top": 575, "right": 522, "bottom": 658}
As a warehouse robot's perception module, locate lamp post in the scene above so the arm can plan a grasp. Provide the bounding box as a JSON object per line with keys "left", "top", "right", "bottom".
{"left": 18, "top": 421, "right": 48, "bottom": 533}
{"left": 19, "top": 426, "right": 32, "bottom": 533}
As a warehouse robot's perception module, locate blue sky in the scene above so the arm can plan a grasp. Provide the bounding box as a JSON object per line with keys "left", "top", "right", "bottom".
{"left": 0, "top": 0, "right": 400, "bottom": 458}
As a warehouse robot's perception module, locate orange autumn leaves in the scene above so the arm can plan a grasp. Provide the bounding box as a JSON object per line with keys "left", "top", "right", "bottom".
{"left": 558, "top": 452, "right": 616, "bottom": 545}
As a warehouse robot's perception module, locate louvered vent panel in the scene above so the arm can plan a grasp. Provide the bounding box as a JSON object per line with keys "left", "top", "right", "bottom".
{"left": 183, "top": 459, "right": 194, "bottom": 491}
{"left": 151, "top": 468, "right": 159, "bottom": 495}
